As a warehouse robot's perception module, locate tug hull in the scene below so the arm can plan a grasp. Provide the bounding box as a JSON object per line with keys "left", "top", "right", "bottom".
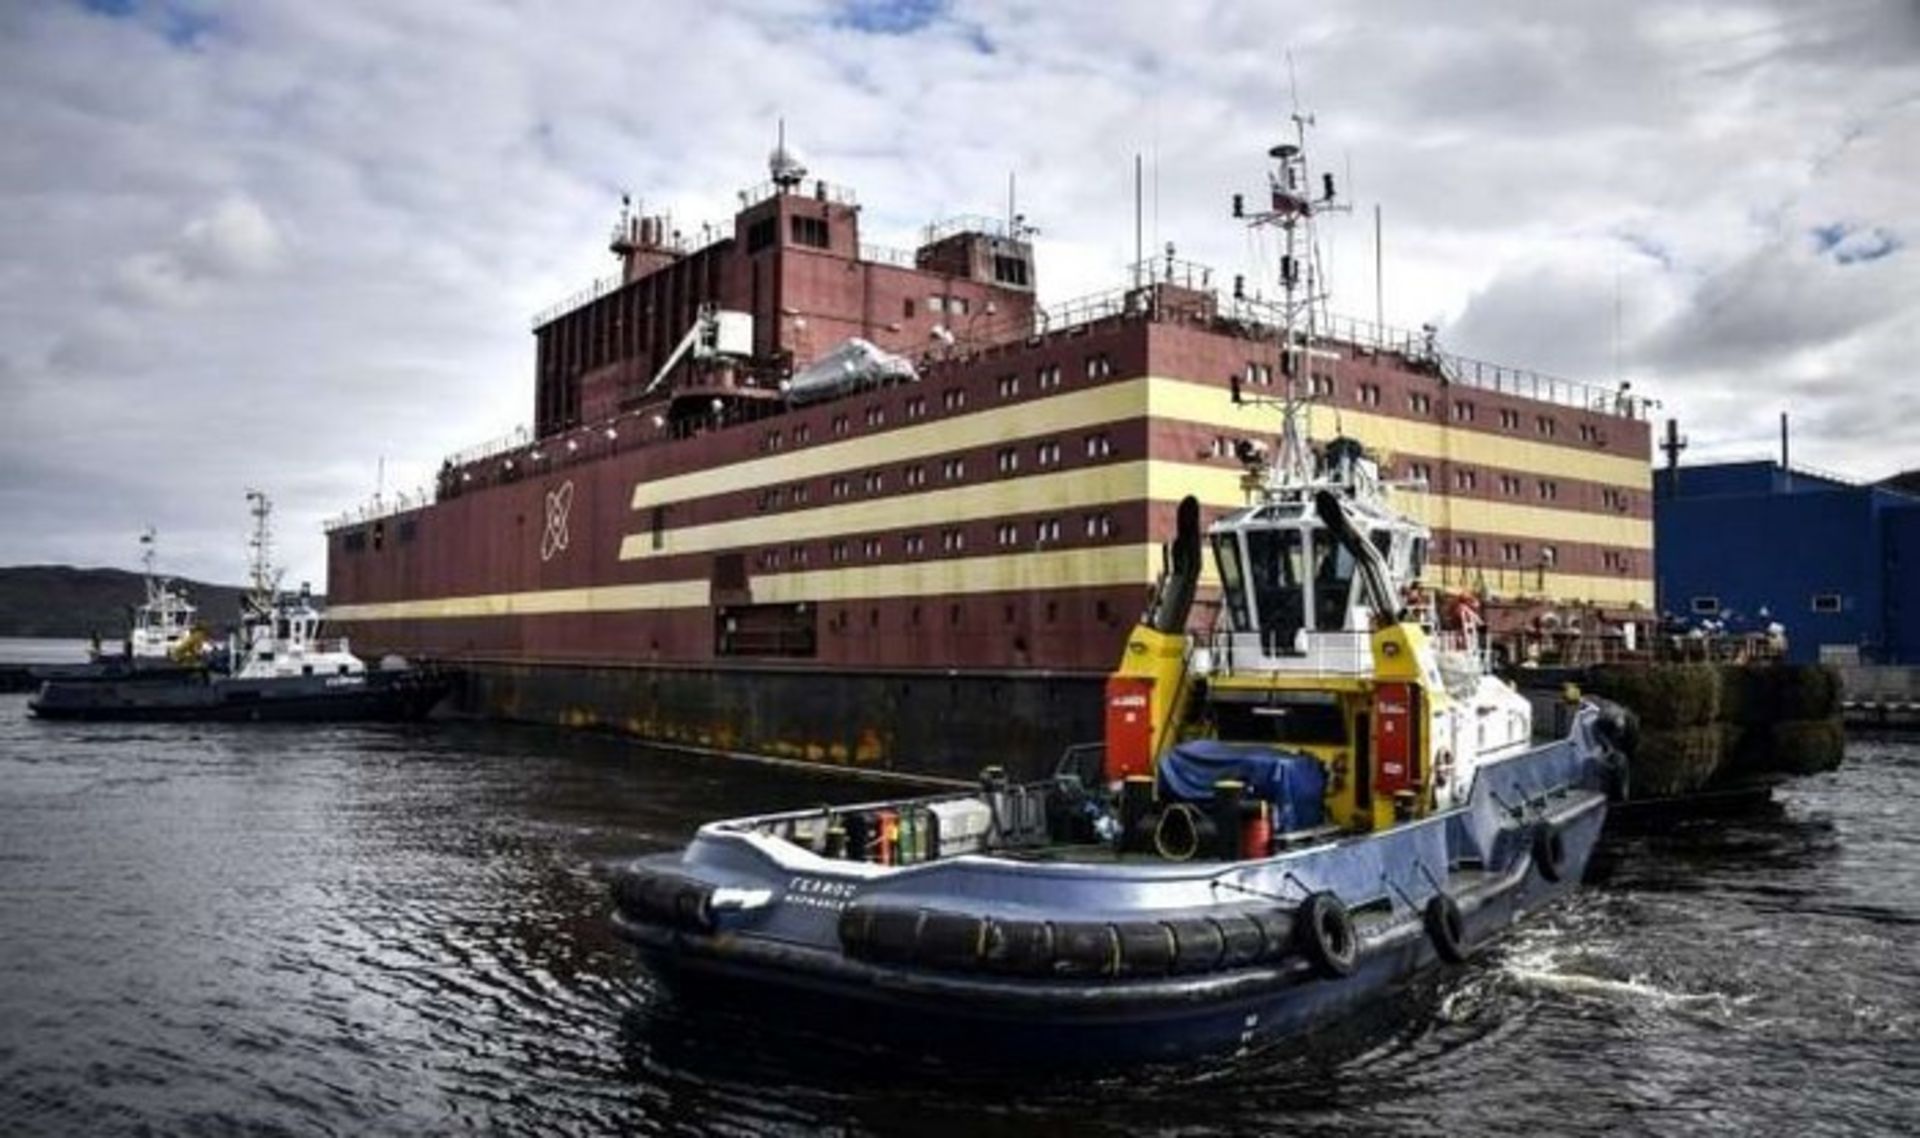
{"left": 28, "top": 669, "right": 448, "bottom": 723}
{"left": 611, "top": 712, "right": 1615, "bottom": 1064}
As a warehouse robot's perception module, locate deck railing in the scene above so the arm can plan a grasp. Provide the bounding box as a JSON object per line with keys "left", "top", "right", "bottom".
{"left": 858, "top": 243, "right": 920, "bottom": 270}
{"left": 396, "top": 264, "right": 1655, "bottom": 528}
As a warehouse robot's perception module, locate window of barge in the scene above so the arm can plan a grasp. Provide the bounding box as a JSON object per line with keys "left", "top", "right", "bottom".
{"left": 746, "top": 217, "right": 777, "bottom": 254}
{"left": 790, "top": 215, "right": 829, "bottom": 248}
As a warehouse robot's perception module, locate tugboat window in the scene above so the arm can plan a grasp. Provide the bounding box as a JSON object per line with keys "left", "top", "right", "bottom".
{"left": 1216, "top": 700, "right": 1347, "bottom": 745}
{"left": 1212, "top": 534, "right": 1248, "bottom": 630}
{"left": 1311, "top": 530, "right": 1359, "bottom": 631}
{"left": 1244, "top": 528, "right": 1307, "bottom": 653}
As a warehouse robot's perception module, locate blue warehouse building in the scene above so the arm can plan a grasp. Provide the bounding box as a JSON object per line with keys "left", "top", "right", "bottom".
{"left": 1656, "top": 460, "right": 1920, "bottom": 665}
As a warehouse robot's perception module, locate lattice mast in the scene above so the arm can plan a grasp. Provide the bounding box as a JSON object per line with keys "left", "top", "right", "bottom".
{"left": 243, "top": 489, "right": 282, "bottom": 618}
{"left": 1234, "top": 111, "right": 1347, "bottom": 490}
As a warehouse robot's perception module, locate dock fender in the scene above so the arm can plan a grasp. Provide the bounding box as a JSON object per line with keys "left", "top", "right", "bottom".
{"left": 1585, "top": 696, "right": 1638, "bottom": 800}
{"left": 1533, "top": 823, "right": 1568, "bottom": 883}
{"left": 1423, "top": 893, "right": 1469, "bottom": 964}
{"left": 1296, "top": 892, "right": 1358, "bottom": 980}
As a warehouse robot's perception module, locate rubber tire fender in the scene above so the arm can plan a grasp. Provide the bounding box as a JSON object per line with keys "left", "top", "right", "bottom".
{"left": 1423, "top": 893, "right": 1469, "bottom": 964}
{"left": 1296, "top": 891, "right": 1358, "bottom": 980}
{"left": 1534, "top": 823, "right": 1568, "bottom": 884}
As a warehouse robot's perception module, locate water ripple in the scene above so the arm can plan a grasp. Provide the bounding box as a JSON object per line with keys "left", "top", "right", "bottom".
{"left": 1, "top": 700, "right": 1918, "bottom": 1134}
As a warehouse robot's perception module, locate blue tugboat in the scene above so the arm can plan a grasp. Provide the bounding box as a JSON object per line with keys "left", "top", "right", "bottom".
{"left": 29, "top": 492, "right": 447, "bottom": 723}
{"left": 608, "top": 120, "right": 1629, "bottom": 1063}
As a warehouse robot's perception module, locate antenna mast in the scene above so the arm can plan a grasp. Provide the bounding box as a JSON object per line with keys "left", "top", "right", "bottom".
{"left": 244, "top": 489, "right": 280, "bottom": 616}
{"left": 139, "top": 526, "right": 160, "bottom": 605}
{"left": 1236, "top": 109, "right": 1347, "bottom": 487}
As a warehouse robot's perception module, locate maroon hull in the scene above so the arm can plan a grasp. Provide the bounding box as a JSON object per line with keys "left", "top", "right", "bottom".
{"left": 326, "top": 154, "right": 1655, "bottom": 774}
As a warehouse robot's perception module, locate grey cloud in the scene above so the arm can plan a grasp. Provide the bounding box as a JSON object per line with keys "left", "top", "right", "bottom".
{"left": 1, "top": 0, "right": 1917, "bottom": 586}
{"left": 105, "top": 193, "right": 285, "bottom": 307}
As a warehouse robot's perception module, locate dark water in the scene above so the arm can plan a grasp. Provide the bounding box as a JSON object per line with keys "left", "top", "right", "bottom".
{"left": 1, "top": 694, "right": 1916, "bottom": 1136}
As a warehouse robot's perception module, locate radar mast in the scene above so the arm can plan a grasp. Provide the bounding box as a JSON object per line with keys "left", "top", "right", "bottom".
{"left": 244, "top": 489, "right": 282, "bottom": 618}
{"left": 1234, "top": 110, "right": 1347, "bottom": 491}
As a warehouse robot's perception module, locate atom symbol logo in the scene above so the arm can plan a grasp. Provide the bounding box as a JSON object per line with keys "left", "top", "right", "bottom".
{"left": 540, "top": 480, "right": 574, "bottom": 562}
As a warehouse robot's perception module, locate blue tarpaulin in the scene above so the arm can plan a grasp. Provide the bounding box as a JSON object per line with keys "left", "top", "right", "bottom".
{"left": 1158, "top": 741, "right": 1327, "bottom": 832}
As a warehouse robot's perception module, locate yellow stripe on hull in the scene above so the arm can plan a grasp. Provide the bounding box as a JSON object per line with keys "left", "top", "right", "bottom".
{"left": 627, "top": 376, "right": 1651, "bottom": 515}
{"left": 622, "top": 463, "right": 1151, "bottom": 561}
{"left": 328, "top": 580, "right": 710, "bottom": 623}
{"left": 328, "top": 546, "right": 1162, "bottom": 623}
{"left": 1149, "top": 378, "right": 1651, "bottom": 488}
{"left": 328, "top": 547, "right": 1650, "bottom": 626}
{"left": 1429, "top": 564, "right": 1653, "bottom": 607}
{"left": 625, "top": 458, "right": 1649, "bottom": 561}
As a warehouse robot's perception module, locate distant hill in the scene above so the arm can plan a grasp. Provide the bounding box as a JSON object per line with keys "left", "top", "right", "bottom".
{"left": 0, "top": 565, "right": 253, "bottom": 639}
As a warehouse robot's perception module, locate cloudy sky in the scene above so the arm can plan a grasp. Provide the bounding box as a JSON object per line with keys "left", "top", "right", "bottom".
{"left": 2, "top": 0, "right": 1915, "bottom": 585}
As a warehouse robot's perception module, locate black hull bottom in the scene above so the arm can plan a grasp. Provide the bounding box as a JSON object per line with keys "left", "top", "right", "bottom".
{"left": 28, "top": 672, "right": 448, "bottom": 723}
{"left": 448, "top": 659, "right": 1106, "bottom": 782}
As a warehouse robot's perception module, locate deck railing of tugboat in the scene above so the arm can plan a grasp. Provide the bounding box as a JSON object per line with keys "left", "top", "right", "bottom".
{"left": 1428, "top": 629, "right": 1490, "bottom": 671}
{"left": 1208, "top": 630, "right": 1376, "bottom": 676}
{"left": 298, "top": 637, "right": 355, "bottom": 657}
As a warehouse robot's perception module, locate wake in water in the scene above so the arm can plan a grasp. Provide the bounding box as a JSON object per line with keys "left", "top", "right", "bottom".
{"left": 1488, "top": 901, "right": 1758, "bottom": 1029}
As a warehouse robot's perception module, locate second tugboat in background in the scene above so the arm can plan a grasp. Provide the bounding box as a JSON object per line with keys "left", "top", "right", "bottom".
{"left": 29, "top": 491, "right": 447, "bottom": 723}
{"left": 28, "top": 528, "right": 206, "bottom": 684}
{"left": 608, "top": 118, "right": 1633, "bottom": 1064}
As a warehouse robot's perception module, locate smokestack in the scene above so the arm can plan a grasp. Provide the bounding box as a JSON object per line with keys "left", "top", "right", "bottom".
{"left": 1780, "top": 411, "right": 1789, "bottom": 471}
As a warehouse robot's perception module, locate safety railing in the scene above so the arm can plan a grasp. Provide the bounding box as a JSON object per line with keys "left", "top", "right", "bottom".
{"left": 858, "top": 243, "right": 920, "bottom": 270}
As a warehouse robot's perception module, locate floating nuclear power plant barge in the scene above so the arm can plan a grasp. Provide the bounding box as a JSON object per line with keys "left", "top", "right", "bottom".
{"left": 324, "top": 138, "right": 1655, "bottom": 780}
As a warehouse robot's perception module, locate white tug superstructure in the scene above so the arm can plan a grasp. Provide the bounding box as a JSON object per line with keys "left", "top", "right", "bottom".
{"left": 1106, "top": 111, "right": 1534, "bottom": 825}
{"left": 120, "top": 528, "right": 199, "bottom": 662}
{"left": 1193, "top": 433, "right": 1536, "bottom": 812}
{"left": 229, "top": 490, "right": 365, "bottom": 682}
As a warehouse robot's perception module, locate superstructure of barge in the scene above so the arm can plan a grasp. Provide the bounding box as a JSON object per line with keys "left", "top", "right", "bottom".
{"left": 324, "top": 135, "right": 1656, "bottom": 780}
